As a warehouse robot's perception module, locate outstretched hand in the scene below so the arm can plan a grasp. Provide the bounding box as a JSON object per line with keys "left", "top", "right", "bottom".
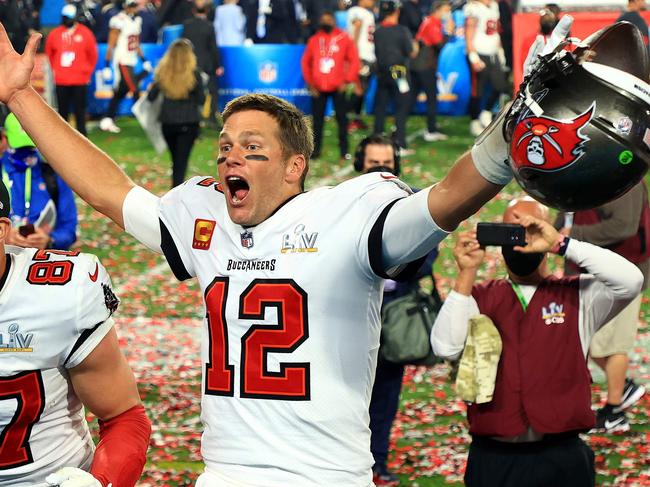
{"left": 0, "top": 23, "right": 41, "bottom": 106}
{"left": 512, "top": 211, "right": 560, "bottom": 254}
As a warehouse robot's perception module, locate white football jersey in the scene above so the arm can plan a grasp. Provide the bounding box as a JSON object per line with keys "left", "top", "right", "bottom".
{"left": 0, "top": 246, "right": 117, "bottom": 487}
{"left": 347, "top": 6, "right": 376, "bottom": 63}
{"left": 109, "top": 12, "right": 142, "bottom": 66}
{"left": 158, "top": 173, "right": 415, "bottom": 486}
{"left": 464, "top": 0, "right": 501, "bottom": 56}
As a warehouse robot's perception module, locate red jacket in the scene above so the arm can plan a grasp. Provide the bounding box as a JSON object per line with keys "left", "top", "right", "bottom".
{"left": 469, "top": 278, "right": 594, "bottom": 437}
{"left": 301, "top": 28, "right": 360, "bottom": 93}
{"left": 416, "top": 15, "right": 444, "bottom": 47}
{"left": 45, "top": 23, "right": 98, "bottom": 86}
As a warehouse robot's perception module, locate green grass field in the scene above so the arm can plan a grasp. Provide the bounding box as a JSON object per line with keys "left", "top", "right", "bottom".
{"left": 77, "top": 113, "right": 649, "bottom": 486}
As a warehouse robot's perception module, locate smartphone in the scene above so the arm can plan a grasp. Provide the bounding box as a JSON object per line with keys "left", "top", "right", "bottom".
{"left": 476, "top": 223, "right": 526, "bottom": 247}
{"left": 18, "top": 224, "right": 35, "bottom": 237}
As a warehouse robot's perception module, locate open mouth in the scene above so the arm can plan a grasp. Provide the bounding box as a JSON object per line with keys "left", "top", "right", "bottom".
{"left": 226, "top": 176, "right": 250, "bottom": 204}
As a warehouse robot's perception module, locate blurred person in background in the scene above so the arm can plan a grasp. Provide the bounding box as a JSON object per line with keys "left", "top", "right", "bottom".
{"left": 245, "top": 0, "right": 299, "bottom": 43}
{"left": 540, "top": 4, "right": 561, "bottom": 37}
{"left": 301, "top": 11, "right": 360, "bottom": 160}
{"left": 411, "top": 0, "right": 453, "bottom": 142}
{"left": 464, "top": 0, "right": 509, "bottom": 136}
{"left": 617, "top": 0, "right": 648, "bottom": 46}
{"left": 0, "top": 113, "right": 77, "bottom": 250}
{"left": 158, "top": 0, "right": 194, "bottom": 26}
{"left": 100, "top": 0, "right": 149, "bottom": 134}
{"left": 432, "top": 198, "right": 643, "bottom": 487}
{"left": 138, "top": 0, "right": 160, "bottom": 43}
{"left": 45, "top": 4, "right": 98, "bottom": 137}
{"left": 353, "top": 134, "right": 439, "bottom": 487}
{"left": 91, "top": 0, "right": 120, "bottom": 43}
{"left": 183, "top": 0, "right": 223, "bottom": 128}
{"left": 215, "top": 0, "right": 247, "bottom": 46}
{"left": 498, "top": 0, "right": 512, "bottom": 69}
{"left": 373, "top": 0, "right": 418, "bottom": 156}
{"left": 399, "top": 0, "right": 423, "bottom": 36}
{"left": 558, "top": 182, "right": 649, "bottom": 433}
{"left": 0, "top": 0, "right": 39, "bottom": 54}
{"left": 518, "top": 4, "right": 561, "bottom": 81}
{"left": 147, "top": 38, "right": 205, "bottom": 187}
{"left": 346, "top": 0, "right": 375, "bottom": 132}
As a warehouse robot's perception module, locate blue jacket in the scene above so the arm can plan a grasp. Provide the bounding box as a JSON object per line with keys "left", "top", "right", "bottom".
{"left": 1, "top": 149, "right": 78, "bottom": 250}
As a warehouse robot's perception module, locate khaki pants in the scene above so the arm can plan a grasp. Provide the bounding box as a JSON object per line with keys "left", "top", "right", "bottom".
{"left": 590, "top": 294, "right": 641, "bottom": 357}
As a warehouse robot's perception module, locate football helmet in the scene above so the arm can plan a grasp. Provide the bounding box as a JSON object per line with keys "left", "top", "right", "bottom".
{"left": 504, "top": 21, "right": 650, "bottom": 211}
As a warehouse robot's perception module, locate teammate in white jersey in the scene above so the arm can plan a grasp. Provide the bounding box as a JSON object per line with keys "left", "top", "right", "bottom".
{"left": 99, "top": 0, "right": 148, "bottom": 134}
{"left": 347, "top": 0, "right": 375, "bottom": 130}
{"left": 464, "top": 0, "right": 509, "bottom": 136}
{"left": 0, "top": 20, "right": 555, "bottom": 486}
{"left": 0, "top": 181, "right": 151, "bottom": 487}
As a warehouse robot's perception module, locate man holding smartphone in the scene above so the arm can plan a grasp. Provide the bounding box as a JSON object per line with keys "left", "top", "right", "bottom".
{"left": 430, "top": 198, "right": 643, "bottom": 487}
{"left": 1, "top": 113, "right": 77, "bottom": 249}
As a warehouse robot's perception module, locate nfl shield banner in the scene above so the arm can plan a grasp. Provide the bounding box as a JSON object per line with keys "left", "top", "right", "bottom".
{"left": 217, "top": 45, "right": 312, "bottom": 114}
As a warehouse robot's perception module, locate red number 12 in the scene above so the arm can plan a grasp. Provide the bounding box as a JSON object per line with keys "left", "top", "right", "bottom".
{"left": 204, "top": 278, "right": 310, "bottom": 400}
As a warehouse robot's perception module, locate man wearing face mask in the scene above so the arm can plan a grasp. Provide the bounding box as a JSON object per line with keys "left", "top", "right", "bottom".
{"left": 183, "top": 0, "right": 223, "bottom": 128}
{"left": 617, "top": 0, "right": 648, "bottom": 46}
{"left": 431, "top": 197, "right": 643, "bottom": 487}
{"left": 301, "top": 11, "right": 361, "bottom": 160}
{"left": 353, "top": 134, "right": 439, "bottom": 486}
{"left": 539, "top": 3, "right": 561, "bottom": 37}
{"left": 44, "top": 4, "right": 98, "bottom": 137}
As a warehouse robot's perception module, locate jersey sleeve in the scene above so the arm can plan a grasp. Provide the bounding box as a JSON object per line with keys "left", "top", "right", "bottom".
{"left": 109, "top": 14, "right": 123, "bottom": 30}
{"left": 64, "top": 254, "right": 119, "bottom": 368}
{"left": 349, "top": 173, "right": 421, "bottom": 280}
{"left": 463, "top": 2, "right": 478, "bottom": 19}
{"left": 158, "top": 176, "right": 217, "bottom": 281}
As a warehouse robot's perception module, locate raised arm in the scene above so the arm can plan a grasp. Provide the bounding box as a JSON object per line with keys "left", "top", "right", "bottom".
{"left": 0, "top": 25, "right": 135, "bottom": 227}
{"left": 427, "top": 150, "right": 504, "bottom": 231}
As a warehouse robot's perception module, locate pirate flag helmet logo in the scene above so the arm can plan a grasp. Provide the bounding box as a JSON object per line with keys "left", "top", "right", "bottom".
{"left": 504, "top": 21, "right": 650, "bottom": 211}
{"left": 511, "top": 104, "right": 594, "bottom": 172}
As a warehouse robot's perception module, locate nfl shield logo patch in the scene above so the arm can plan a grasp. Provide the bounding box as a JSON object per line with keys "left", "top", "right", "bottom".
{"left": 259, "top": 62, "right": 277, "bottom": 84}
{"left": 240, "top": 230, "right": 254, "bottom": 248}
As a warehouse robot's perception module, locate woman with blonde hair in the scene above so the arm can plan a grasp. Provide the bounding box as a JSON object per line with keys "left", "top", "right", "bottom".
{"left": 148, "top": 38, "right": 205, "bottom": 187}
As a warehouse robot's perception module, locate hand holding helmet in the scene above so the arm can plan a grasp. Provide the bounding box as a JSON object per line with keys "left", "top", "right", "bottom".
{"left": 505, "top": 21, "right": 650, "bottom": 211}
{"left": 470, "top": 17, "right": 574, "bottom": 187}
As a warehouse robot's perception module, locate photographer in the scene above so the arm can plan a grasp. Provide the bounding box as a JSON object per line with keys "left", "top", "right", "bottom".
{"left": 354, "top": 134, "right": 439, "bottom": 486}
{"left": 373, "top": 0, "right": 418, "bottom": 155}
{"left": 431, "top": 197, "right": 643, "bottom": 487}
{"left": 0, "top": 114, "right": 77, "bottom": 250}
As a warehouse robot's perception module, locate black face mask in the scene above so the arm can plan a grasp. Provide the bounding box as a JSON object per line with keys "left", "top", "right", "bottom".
{"left": 365, "top": 165, "right": 397, "bottom": 176}
{"left": 195, "top": 6, "right": 207, "bottom": 13}
{"left": 540, "top": 19, "right": 557, "bottom": 35}
{"left": 502, "top": 246, "right": 544, "bottom": 277}
{"left": 320, "top": 24, "right": 334, "bottom": 33}
{"left": 62, "top": 16, "right": 75, "bottom": 27}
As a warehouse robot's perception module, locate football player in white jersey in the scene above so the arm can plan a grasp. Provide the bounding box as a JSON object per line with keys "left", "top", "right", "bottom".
{"left": 0, "top": 20, "right": 557, "bottom": 486}
{"left": 347, "top": 0, "right": 375, "bottom": 130}
{"left": 464, "top": 0, "right": 509, "bottom": 136}
{"left": 99, "top": 0, "right": 148, "bottom": 134}
{"left": 0, "top": 180, "right": 151, "bottom": 487}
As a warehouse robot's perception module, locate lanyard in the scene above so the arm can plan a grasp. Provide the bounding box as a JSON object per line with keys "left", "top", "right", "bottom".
{"left": 510, "top": 281, "right": 528, "bottom": 312}
{"left": 2, "top": 166, "right": 32, "bottom": 220}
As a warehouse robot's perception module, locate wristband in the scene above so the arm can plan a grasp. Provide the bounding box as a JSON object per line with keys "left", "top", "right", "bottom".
{"left": 551, "top": 235, "right": 570, "bottom": 256}
{"left": 468, "top": 51, "right": 481, "bottom": 64}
